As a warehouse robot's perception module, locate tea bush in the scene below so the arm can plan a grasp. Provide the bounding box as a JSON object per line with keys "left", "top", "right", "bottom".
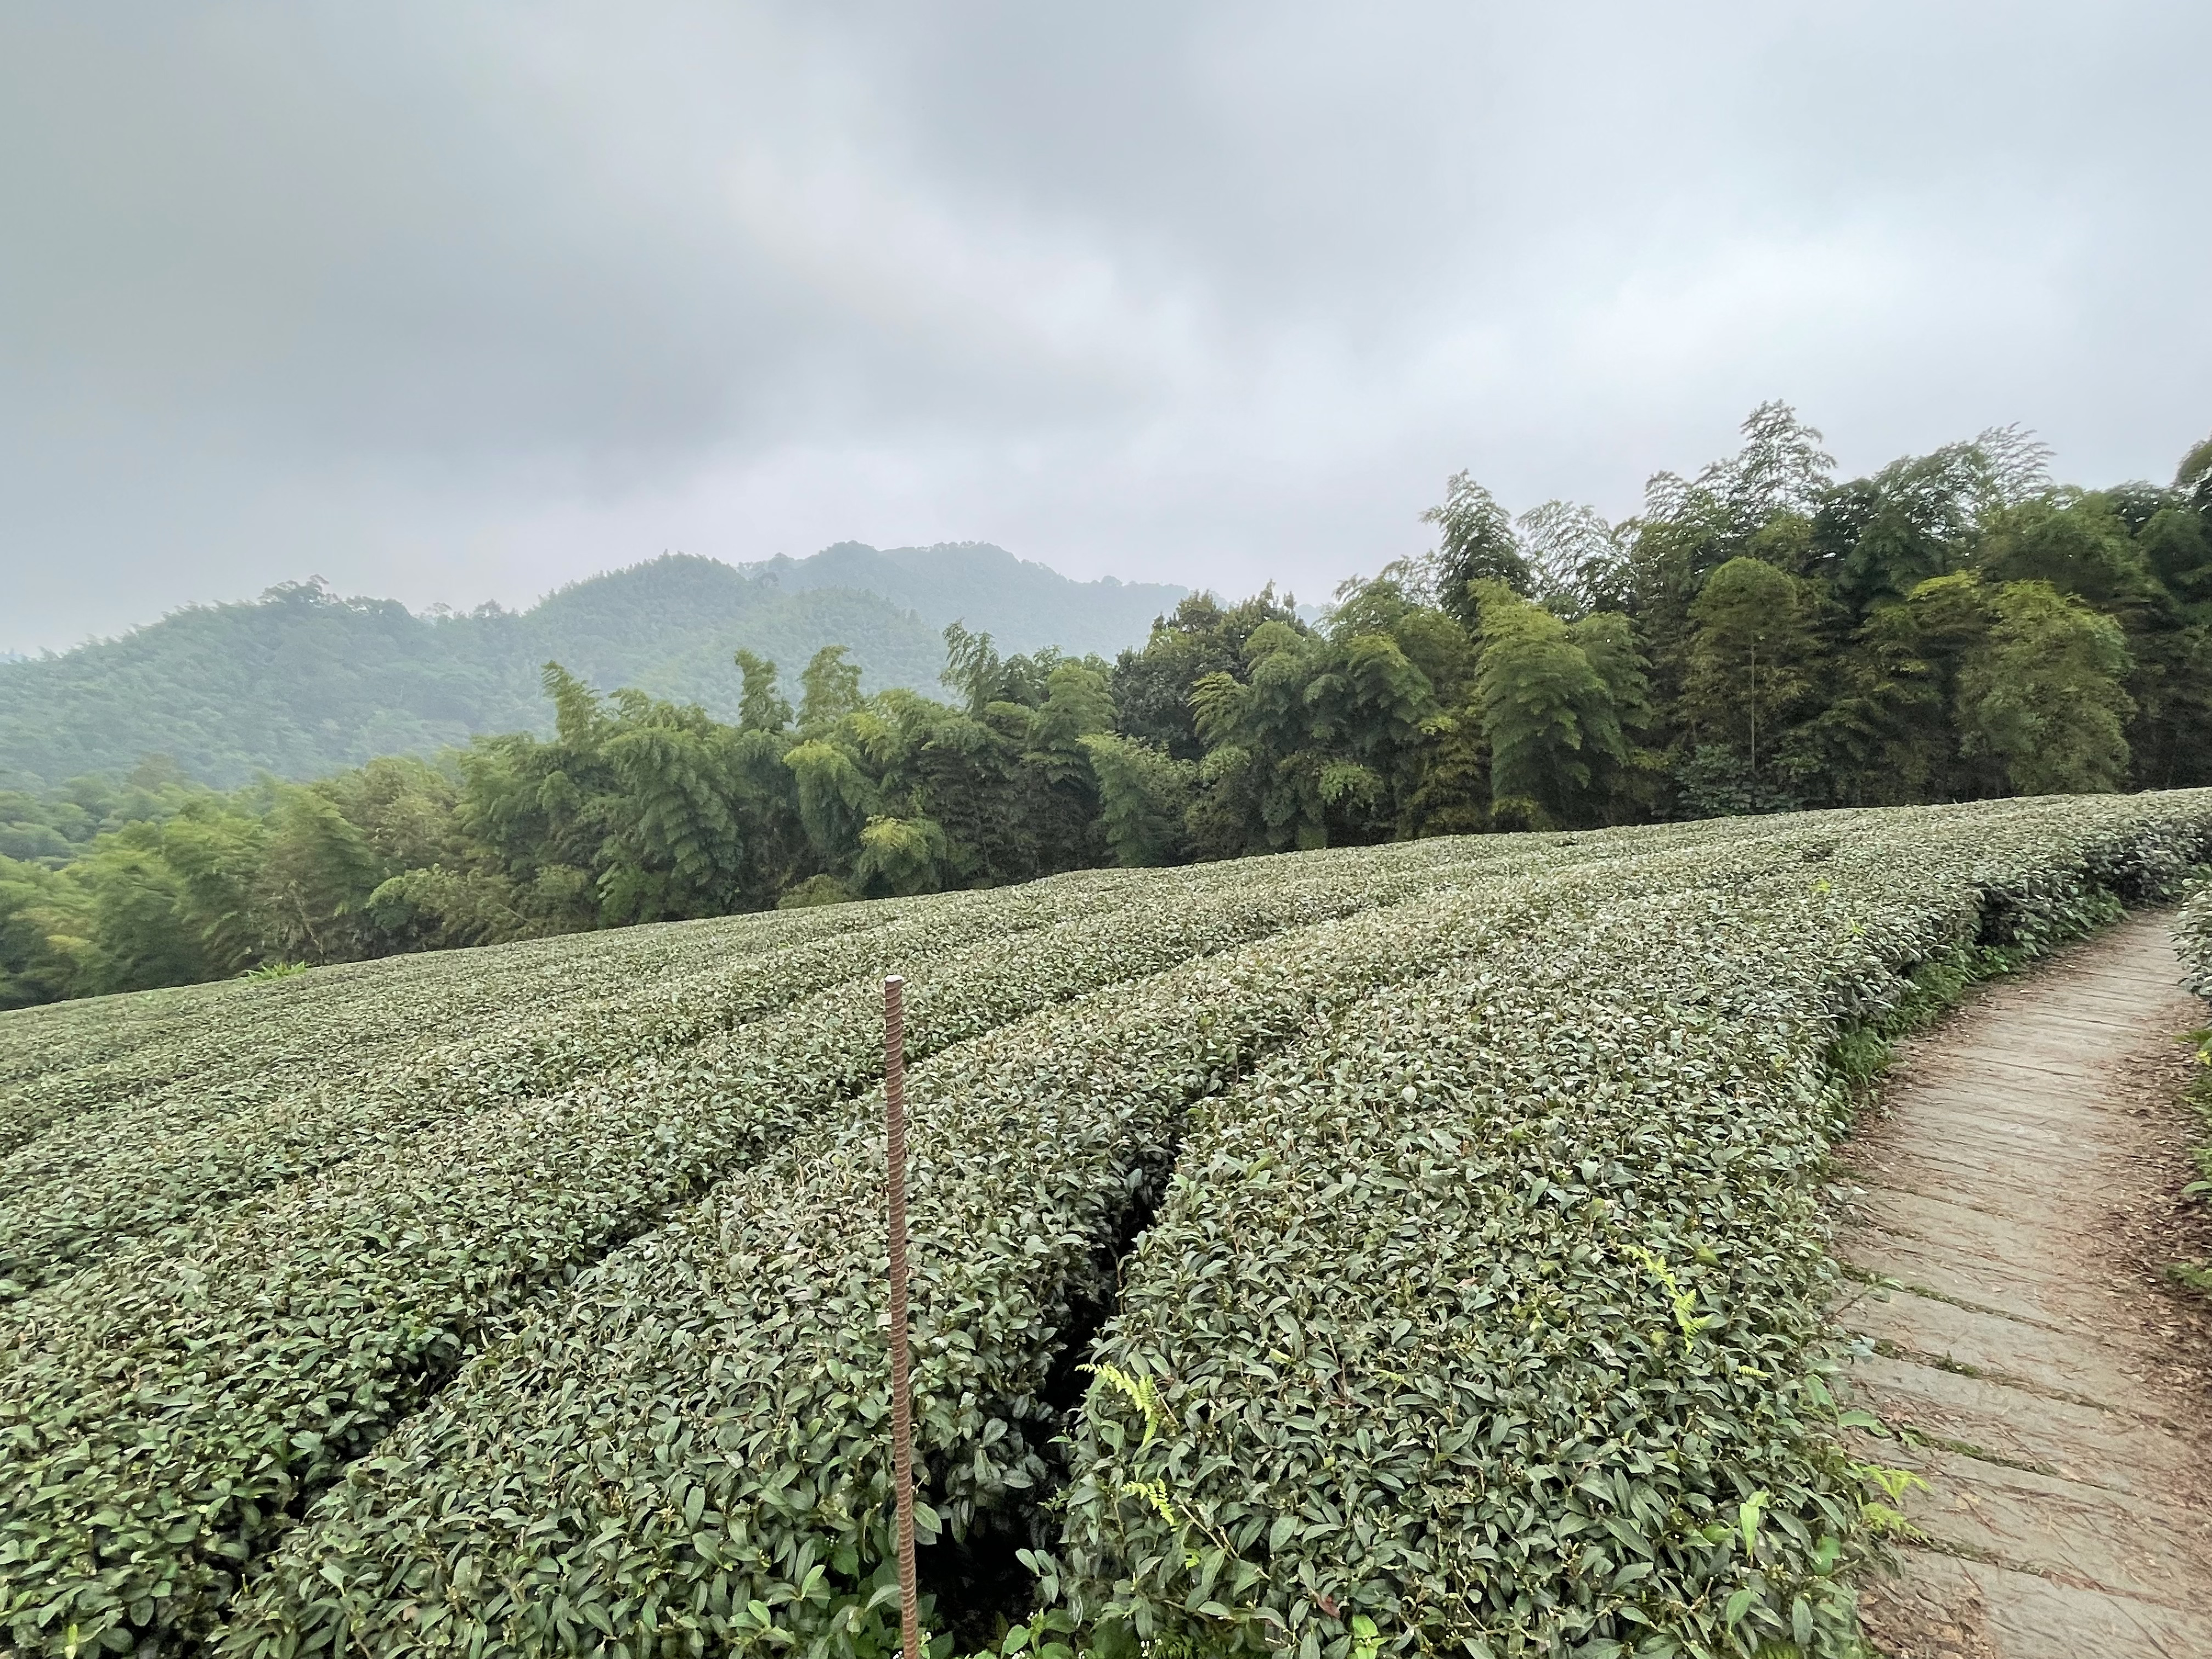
{"left": 1057, "top": 797, "right": 2212, "bottom": 1659}
{"left": 222, "top": 838, "right": 1744, "bottom": 1656}
{"left": 2178, "top": 876, "right": 2211, "bottom": 1000}
{"left": 2, "top": 794, "right": 2208, "bottom": 1659}
{"left": 0, "top": 835, "right": 1579, "bottom": 1655}
{"left": 2174, "top": 874, "right": 2212, "bottom": 1301}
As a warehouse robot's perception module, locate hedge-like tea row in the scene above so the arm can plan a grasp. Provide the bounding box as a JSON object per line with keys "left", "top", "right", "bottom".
{"left": 0, "top": 832, "right": 1686, "bottom": 1295}
{"left": 2179, "top": 877, "right": 2211, "bottom": 1000}
{"left": 11, "top": 800, "right": 2202, "bottom": 1658}
{"left": 0, "top": 815, "right": 1662, "bottom": 1119}
{"left": 0, "top": 894, "right": 910, "bottom": 1156}
{"left": 0, "top": 892, "right": 753, "bottom": 1104}
{"left": 0, "top": 821, "right": 1540, "bottom": 1156}
{"left": 1054, "top": 894, "right": 1893, "bottom": 1659}
{"left": 0, "top": 901, "right": 921, "bottom": 1232}
{"left": 217, "top": 799, "right": 2191, "bottom": 1659}
{"left": 0, "top": 882, "right": 1102, "bottom": 1296}
{"left": 2177, "top": 876, "right": 2212, "bottom": 1302}
{"left": 217, "top": 837, "right": 1745, "bottom": 1657}
{"left": 0, "top": 895, "right": 827, "bottom": 1103}
{"left": 0, "top": 839, "right": 1558, "bottom": 1657}
{"left": 0, "top": 868, "right": 1104, "bottom": 1149}
{"left": 1053, "top": 793, "right": 2212, "bottom": 1659}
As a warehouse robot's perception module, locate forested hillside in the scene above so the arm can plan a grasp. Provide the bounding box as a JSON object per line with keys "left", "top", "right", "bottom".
{"left": 2, "top": 405, "right": 2207, "bottom": 1008}
{"left": 0, "top": 543, "right": 1184, "bottom": 787}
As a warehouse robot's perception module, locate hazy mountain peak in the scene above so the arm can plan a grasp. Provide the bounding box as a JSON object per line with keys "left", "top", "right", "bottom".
{"left": 736, "top": 541, "right": 1181, "bottom": 652}
{"left": 0, "top": 544, "right": 1186, "bottom": 787}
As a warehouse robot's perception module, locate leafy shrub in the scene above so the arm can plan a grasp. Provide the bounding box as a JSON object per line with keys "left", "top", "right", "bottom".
{"left": 0, "top": 835, "right": 1555, "bottom": 1655}
{"left": 780, "top": 873, "right": 860, "bottom": 909}
{"left": 2178, "top": 876, "right": 2212, "bottom": 1001}
{"left": 2174, "top": 876, "right": 2212, "bottom": 1298}
{"left": 222, "top": 840, "right": 1725, "bottom": 1656}
{"left": 1056, "top": 798, "right": 2212, "bottom": 1658}
{"left": 1, "top": 795, "right": 2208, "bottom": 1658}
{"left": 0, "top": 879, "right": 1102, "bottom": 1296}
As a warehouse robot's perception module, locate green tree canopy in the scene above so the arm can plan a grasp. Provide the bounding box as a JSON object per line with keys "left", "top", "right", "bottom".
{"left": 1957, "top": 581, "right": 2135, "bottom": 795}
{"left": 1418, "top": 471, "right": 1533, "bottom": 618}
{"left": 1472, "top": 583, "right": 1628, "bottom": 828}
{"left": 1683, "top": 556, "right": 1820, "bottom": 785}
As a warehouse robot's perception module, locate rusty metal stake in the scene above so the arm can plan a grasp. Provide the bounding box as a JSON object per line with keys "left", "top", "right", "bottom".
{"left": 884, "top": 974, "right": 922, "bottom": 1659}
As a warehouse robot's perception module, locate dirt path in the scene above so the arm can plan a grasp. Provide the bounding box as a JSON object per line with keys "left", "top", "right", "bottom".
{"left": 1835, "top": 915, "right": 2212, "bottom": 1659}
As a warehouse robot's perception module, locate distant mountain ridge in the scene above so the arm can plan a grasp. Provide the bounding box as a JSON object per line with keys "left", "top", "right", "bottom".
{"left": 0, "top": 544, "right": 1186, "bottom": 787}
{"left": 736, "top": 542, "right": 1178, "bottom": 653}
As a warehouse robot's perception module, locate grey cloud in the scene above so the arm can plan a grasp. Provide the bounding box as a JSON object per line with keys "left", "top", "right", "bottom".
{"left": 1, "top": 1, "right": 2206, "bottom": 650}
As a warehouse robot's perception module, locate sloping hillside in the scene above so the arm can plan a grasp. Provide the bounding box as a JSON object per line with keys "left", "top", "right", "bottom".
{"left": 0, "top": 546, "right": 1186, "bottom": 787}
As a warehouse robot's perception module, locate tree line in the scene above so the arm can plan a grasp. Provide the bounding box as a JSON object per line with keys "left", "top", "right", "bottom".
{"left": 4, "top": 404, "right": 2208, "bottom": 1008}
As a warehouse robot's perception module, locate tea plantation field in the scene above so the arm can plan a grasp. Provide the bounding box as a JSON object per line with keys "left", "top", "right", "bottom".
{"left": 4, "top": 795, "right": 2210, "bottom": 1659}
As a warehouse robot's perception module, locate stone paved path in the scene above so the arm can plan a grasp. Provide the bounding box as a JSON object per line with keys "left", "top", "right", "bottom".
{"left": 1835, "top": 915, "right": 2212, "bottom": 1659}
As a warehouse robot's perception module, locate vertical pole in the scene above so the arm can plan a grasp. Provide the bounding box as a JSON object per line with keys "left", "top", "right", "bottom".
{"left": 884, "top": 974, "right": 922, "bottom": 1659}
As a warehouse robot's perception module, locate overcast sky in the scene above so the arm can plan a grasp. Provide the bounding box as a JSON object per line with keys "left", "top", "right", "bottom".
{"left": 3, "top": 2, "right": 2207, "bottom": 652}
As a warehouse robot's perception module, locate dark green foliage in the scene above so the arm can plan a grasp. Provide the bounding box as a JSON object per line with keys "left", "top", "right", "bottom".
{"left": 1977, "top": 492, "right": 2165, "bottom": 614}
{"left": 0, "top": 631, "right": 1129, "bottom": 1005}
{"left": 1108, "top": 589, "right": 1304, "bottom": 762}
{"left": 1120, "top": 411, "right": 2204, "bottom": 849}
{"left": 1812, "top": 437, "right": 2023, "bottom": 612}
{"left": 1472, "top": 583, "right": 1633, "bottom": 827}
{"left": 800, "top": 644, "right": 867, "bottom": 728}
{"left": 1956, "top": 582, "right": 2135, "bottom": 794}
{"left": 1683, "top": 557, "right": 1820, "bottom": 785}
{"left": 1419, "top": 471, "right": 1533, "bottom": 618}
{"left": 1081, "top": 734, "right": 1195, "bottom": 866}
{"left": 776, "top": 871, "right": 858, "bottom": 909}
{"left": 1671, "top": 744, "right": 1801, "bottom": 821}
{"left": 1170, "top": 586, "right": 1469, "bottom": 857}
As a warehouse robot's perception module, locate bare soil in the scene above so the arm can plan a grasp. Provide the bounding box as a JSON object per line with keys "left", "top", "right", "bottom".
{"left": 1833, "top": 915, "right": 2212, "bottom": 1659}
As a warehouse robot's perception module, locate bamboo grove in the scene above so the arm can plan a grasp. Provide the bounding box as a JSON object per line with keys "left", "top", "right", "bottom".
{"left": 4, "top": 406, "right": 2209, "bottom": 1008}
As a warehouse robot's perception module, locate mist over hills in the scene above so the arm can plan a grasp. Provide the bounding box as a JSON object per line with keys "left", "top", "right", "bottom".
{"left": 0, "top": 544, "right": 1186, "bottom": 787}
